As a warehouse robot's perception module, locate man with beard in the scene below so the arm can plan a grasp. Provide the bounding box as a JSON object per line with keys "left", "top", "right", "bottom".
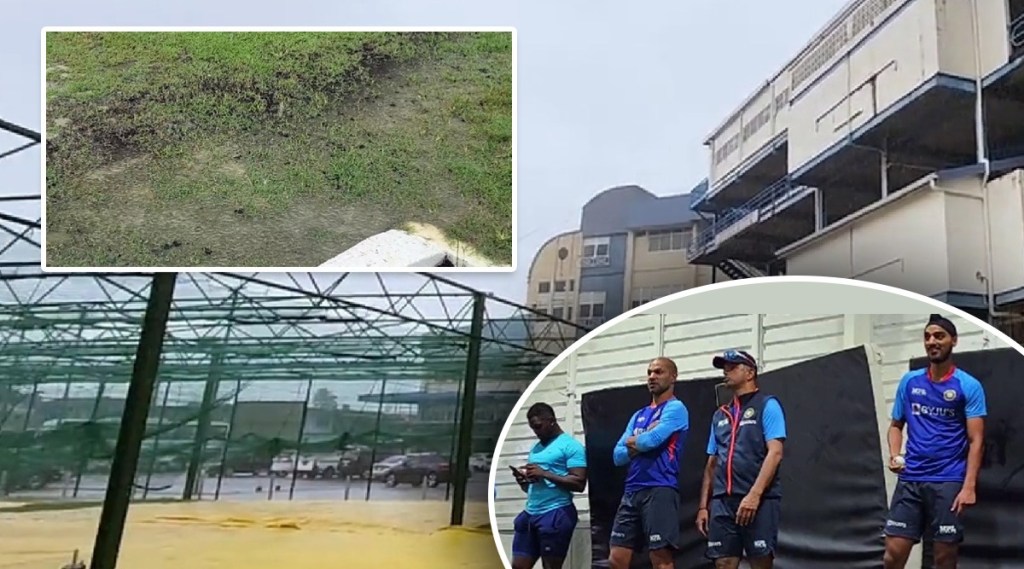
{"left": 697, "top": 349, "right": 786, "bottom": 569}
{"left": 883, "top": 314, "right": 987, "bottom": 569}
{"left": 510, "top": 402, "right": 587, "bottom": 569}
{"left": 608, "top": 357, "right": 690, "bottom": 569}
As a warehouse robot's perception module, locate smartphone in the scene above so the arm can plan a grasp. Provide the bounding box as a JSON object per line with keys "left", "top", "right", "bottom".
{"left": 509, "top": 465, "right": 522, "bottom": 477}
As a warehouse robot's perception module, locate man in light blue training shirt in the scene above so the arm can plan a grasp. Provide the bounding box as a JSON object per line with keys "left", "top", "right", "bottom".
{"left": 608, "top": 357, "right": 690, "bottom": 569}
{"left": 883, "top": 314, "right": 987, "bottom": 569}
{"left": 510, "top": 402, "right": 588, "bottom": 569}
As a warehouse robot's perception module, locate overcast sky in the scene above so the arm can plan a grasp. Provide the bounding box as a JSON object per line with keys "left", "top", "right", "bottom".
{"left": 1, "top": 0, "right": 851, "bottom": 306}
{"left": 1, "top": 0, "right": 857, "bottom": 412}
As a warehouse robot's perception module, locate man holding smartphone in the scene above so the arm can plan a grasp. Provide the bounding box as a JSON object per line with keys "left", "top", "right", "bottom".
{"left": 509, "top": 402, "right": 588, "bottom": 569}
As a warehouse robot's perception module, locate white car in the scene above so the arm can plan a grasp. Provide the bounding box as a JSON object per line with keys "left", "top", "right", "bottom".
{"left": 270, "top": 453, "right": 317, "bottom": 478}
{"left": 469, "top": 453, "right": 492, "bottom": 472}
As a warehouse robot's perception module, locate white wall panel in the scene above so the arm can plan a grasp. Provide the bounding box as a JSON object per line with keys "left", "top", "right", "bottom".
{"left": 494, "top": 312, "right": 1002, "bottom": 568}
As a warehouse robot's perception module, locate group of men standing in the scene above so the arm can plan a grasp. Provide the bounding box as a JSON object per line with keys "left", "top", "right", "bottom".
{"left": 508, "top": 314, "right": 987, "bottom": 569}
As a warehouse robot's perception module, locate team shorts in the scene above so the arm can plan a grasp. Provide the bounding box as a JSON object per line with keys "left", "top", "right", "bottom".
{"left": 884, "top": 480, "right": 964, "bottom": 544}
{"left": 512, "top": 503, "right": 579, "bottom": 559}
{"left": 609, "top": 486, "right": 680, "bottom": 551}
{"left": 705, "top": 495, "right": 780, "bottom": 560}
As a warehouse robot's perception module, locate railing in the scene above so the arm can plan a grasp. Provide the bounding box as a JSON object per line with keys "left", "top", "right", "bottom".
{"left": 688, "top": 178, "right": 710, "bottom": 210}
{"left": 1009, "top": 11, "right": 1024, "bottom": 59}
{"left": 687, "top": 177, "right": 812, "bottom": 259}
{"left": 579, "top": 256, "right": 610, "bottom": 268}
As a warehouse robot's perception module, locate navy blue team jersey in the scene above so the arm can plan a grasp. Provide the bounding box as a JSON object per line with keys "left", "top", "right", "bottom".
{"left": 613, "top": 398, "right": 689, "bottom": 492}
{"left": 891, "top": 366, "right": 987, "bottom": 482}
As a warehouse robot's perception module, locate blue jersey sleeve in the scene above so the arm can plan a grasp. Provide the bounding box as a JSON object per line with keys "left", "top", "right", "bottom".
{"left": 565, "top": 437, "right": 588, "bottom": 469}
{"left": 635, "top": 400, "right": 689, "bottom": 452}
{"left": 962, "top": 376, "right": 988, "bottom": 419}
{"left": 891, "top": 373, "right": 910, "bottom": 421}
{"left": 706, "top": 422, "right": 717, "bottom": 455}
{"left": 762, "top": 398, "right": 786, "bottom": 441}
{"left": 613, "top": 412, "right": 639, "bottom": 467}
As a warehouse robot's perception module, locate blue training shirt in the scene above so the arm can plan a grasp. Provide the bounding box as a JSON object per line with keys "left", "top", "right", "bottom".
{"left": 705, "top": 397, "right": 787, "bottom": 454}
{"left": 525, "top": 432, "right": 587, "bottom": 515}
{"left": 613, "top": 398, "right": 689, "bottom": 492}
{"left": 891, "top": 366, "right": 987, "bottom": 482}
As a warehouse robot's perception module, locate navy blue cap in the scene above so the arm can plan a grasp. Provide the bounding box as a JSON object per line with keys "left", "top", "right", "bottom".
{"left": 712, "top": 349, "right": 757, "bottom": 370}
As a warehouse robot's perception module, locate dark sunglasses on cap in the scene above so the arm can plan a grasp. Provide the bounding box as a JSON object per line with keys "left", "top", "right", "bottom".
{"left": 712, "top": 349, "right": 757, "bottom": 370}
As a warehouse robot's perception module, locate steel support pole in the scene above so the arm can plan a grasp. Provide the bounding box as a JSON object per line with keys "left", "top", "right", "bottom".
{"left": 89, "top": 273, "right": 177, "bottom": 569}
{"left": 450, "top": 292, "right": 486, "bottom": 526}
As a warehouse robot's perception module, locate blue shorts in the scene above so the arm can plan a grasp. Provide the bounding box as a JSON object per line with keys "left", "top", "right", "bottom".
{"left": 512, "top": 503, "right": 578, "bottom": 560}
{"left": 609, "top": 486, "right": 680, "bottom": 551}
{"left": 706, "top": 495, "right": 780, "bottom": 560}
{"left": 884, "top": 480, "right": 964, "bottom": 544}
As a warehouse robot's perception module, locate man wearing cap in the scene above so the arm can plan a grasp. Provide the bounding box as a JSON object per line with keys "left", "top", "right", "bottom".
{"left": 883, "top": 314, "right": 987, "bottom": 569}
{"left": 608, "top": 357, "right": 690, "bottom": 569}
{"left": 696, "top": 349, "right": 786, "bottom": 569}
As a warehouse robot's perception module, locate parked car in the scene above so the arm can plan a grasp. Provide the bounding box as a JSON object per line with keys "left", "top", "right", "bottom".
{"left": 269, "top": 453, "right": 318, "bottom": 478}
{"left": 336, "top": 446, "right": 391, "bottom": 479}
{"left": 469, "top": 452, "right": 492, "bottom": 472}
{"left": 371, "top": 452, "right": 457, "bottom": 488}
{"left": 205, "top": 451, "right": 274, "bottom": 477}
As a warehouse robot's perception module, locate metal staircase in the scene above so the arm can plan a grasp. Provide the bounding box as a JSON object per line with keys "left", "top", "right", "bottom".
{"left": 717, "top": 258, "right": 768, "bottom": 280}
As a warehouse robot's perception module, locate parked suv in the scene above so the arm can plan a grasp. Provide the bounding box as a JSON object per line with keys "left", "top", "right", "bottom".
{"left": 337, "top": 446, "right": 389, "bottom": 479}
{"left": 371, "top": 452, "right": 455, "bottom": 488}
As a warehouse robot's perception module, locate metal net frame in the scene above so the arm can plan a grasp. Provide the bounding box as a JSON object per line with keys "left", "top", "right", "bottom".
{"left": 2, "top": 114, "right": 592, "bottom": 567}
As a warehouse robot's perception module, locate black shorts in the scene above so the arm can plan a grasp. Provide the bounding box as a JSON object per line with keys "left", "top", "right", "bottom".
{"left": 609, "top": 486, "right": 680, "bottom": 551}
{"left": 885, "top": 480, "right": 964, "bottom": 544}
{"left": 706, "top": 496, "right": 780, "bottom": 560}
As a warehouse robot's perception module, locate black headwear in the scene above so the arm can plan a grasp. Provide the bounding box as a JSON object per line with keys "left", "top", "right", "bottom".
{"left": 926, "top": 314, "right": 958, "bottom": 337}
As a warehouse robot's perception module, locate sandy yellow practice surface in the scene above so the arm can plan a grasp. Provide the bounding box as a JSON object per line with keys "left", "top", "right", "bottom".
{"left": 0, "top": 500, "right": 502, "bottom": 569}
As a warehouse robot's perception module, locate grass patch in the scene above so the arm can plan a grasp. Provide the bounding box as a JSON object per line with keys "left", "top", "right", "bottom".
{"left": 45, "top": 31, "right": 513, "bottom": 267}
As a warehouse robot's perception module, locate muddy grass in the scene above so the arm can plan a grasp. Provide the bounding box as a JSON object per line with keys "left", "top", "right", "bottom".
{"left": 44, "top": 31, "right": 513, "bottom": 267}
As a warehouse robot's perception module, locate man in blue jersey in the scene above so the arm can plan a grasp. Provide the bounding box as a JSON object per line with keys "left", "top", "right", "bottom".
{"left": 510, "top": 402, "right": 588, "bottom": 569}
{"left": 608, "top": 357, "right": 690, "bottom": 569}
{"left": 696, "top": 349, "right": 785, "bottom": 569}
{"left": 883, "top": 314, "right": 987, "bottom": 569}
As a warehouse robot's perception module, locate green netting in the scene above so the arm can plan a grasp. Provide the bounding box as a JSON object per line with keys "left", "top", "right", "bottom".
{"left": 0, "top": 271, "right": 588, "bottom": 503}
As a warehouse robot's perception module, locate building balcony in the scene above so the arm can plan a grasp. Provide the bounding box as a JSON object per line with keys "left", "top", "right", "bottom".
{"left": 579, "top": 255, "right": 611, "bottom": 268}
{"left": 687, "top": 176, "right": 817, "bottom": 265}
{"left": 701, "top": 132, "right": 790, "bottom": 211}
{"left": 688, "top": 178, "right": 712, "bottom": 212}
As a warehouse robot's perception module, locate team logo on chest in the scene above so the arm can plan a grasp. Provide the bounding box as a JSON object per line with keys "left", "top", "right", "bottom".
{"left": 943, "top": 389, "right": 957, "bottom": 402}
{"left": 743, "top": 407, "right": 756, "bottom": 419}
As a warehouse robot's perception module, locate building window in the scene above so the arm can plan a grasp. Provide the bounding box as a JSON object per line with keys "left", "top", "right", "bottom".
{"left": 631, "top": 286, "right": 677, "bottom": 309}
{"left": 569, "top": 279, "right": 575, "bottom": 291}
{"left": 647, "top": 229, "right": 690, "bottom": 252}
{"left": 554, "top": 280, "right": 567, "bottom": 292}
{"left": 581, "top": 237, "right": 611, "bottom": 268}
{"left": 578, "top": 303, "right": 605, "bottom": 319}
{"left": 537, "top": 281, "right": 551, "bottom": 293}
{"left": 566, "top": 306, "right": 573, "bottom": 321}
{"left": 552, "top": 306, "right": 564, "bottom": 319}
{"left": 578, "top": 291, "right": 606, "bottom": 323}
